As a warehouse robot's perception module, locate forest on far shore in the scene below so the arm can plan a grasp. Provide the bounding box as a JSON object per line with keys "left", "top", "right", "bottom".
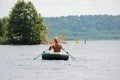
{"left": 43, "top": 15, "right": 120, "bottom": 40}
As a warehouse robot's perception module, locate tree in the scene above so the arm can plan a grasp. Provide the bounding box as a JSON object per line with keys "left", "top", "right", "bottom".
{"left": 8, "top": 0, "right": 47, "bottom": 44}
{"left": 0, "top": 19, "right": 3, "bottom": 37}
{"left": 0, "top": 17, "right": 9, "bottom": 44}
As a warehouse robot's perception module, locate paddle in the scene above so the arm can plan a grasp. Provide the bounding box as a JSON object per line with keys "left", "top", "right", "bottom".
{"left": 33, "top": 49, "right": 48, "bottom": 60}
{"left": 62, "top": 48, "right": 75, "bottom": 59}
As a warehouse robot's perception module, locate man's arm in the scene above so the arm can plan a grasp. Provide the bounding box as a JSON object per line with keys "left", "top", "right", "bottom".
{"left": 49, "top": 46, "right": 52, "bottom": 50}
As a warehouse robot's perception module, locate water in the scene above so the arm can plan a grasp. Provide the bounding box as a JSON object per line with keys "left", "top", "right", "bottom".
{"left": 0, "top": 40, "right": 120, "bottom": 80}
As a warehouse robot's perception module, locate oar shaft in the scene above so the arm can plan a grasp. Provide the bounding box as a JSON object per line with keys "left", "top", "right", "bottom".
{"left": 34, "top": 54, "right": 42, "bottom": 60}
{"left": 68, "top": 53, "right": 75, "bottom": 59}
{"left": 62, "top": 48, "right": 75, "bottom": 59}
{"left": 33, "top": 49, "right": 48, "bottom": 60}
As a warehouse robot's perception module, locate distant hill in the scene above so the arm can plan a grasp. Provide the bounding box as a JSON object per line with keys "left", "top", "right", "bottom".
{"left": 43, "top": 15, "right": 120, "bottom": 40}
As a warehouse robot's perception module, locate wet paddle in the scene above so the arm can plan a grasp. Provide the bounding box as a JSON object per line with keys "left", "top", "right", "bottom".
{"left": 33, "top": 49, "right": 48, "bottom": 60}
{"left": 62, "top": 48, "right": 75, "bottom": 59}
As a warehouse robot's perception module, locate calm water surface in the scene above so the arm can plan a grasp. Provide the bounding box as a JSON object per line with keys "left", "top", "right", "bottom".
{"left": 0, "top": 40, "right": 120, "bottom": 80}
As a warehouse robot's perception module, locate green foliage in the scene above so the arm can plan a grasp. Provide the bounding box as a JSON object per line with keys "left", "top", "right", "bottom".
{"left": 43, "top": 15, "right": 120, "bottom": 40}
{"left": 8, "top": 0, "right": 47, "bottom": 44}
{"left": 0, "top": 17, "right": 9, "bottom": 44}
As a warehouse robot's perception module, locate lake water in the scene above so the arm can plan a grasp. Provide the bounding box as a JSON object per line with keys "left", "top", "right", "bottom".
{"left": 0, "top": 40, "right": 120, "bottom": 80}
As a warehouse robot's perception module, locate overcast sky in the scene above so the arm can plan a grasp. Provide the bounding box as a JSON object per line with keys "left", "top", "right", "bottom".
{"left": 0, "top": 0, "right": 120, "bottom": 18}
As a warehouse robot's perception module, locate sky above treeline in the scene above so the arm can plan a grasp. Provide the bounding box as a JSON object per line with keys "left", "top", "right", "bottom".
{"left": 0, "top": 0, "right": 120, "bottom": 18}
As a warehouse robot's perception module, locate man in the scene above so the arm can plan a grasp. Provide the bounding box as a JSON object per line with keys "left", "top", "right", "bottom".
{"left": 49, "top": 37, "right": 63, "bottom": 52}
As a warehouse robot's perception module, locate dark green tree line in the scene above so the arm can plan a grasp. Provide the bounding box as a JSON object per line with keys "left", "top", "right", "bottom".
{"left": 44, "top": 15, "right": 120, "bottom": 40}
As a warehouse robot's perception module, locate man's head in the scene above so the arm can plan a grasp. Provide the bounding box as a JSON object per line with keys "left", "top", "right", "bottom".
{"left": 54, "top": 37, "right": 59, "bottom": 44}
